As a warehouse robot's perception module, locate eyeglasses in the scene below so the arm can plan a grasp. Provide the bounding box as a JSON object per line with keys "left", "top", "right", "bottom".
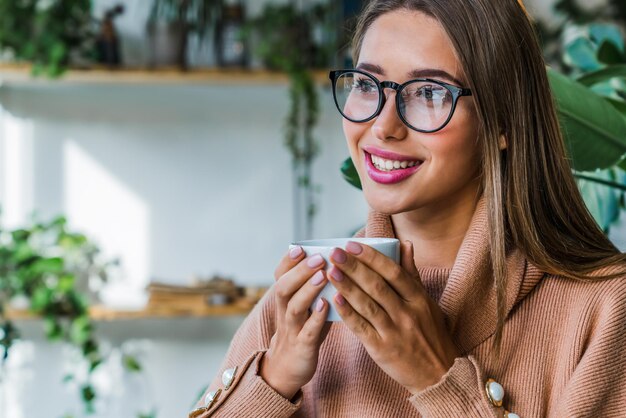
{"left": 329, "top": 69, "right": 473, "bottom": 133}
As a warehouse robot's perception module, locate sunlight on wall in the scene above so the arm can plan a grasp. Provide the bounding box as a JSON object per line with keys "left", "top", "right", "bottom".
{"left": 0, "top": 109, "right": 34, "bottom": 229}
{"left": 64, "top": 140, "right": 150, "bottom": 306}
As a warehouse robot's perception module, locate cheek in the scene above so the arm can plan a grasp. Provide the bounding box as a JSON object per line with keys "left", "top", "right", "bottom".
{"left": 343, "top": 119, "right": 367, "bottom": 160}
{"left": 429, "top": 110, "right": 481, "bottom": 172}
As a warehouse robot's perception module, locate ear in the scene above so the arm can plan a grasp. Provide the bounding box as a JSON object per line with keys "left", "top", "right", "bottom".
{"left": 498, "top": 135, "right": 508, "bottom": 151}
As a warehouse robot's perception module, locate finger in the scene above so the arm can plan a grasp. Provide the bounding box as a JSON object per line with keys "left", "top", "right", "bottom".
{"left": 327, "top": 264, "right": 392, "bottom": 332}
{"left": 342, "top": 241, "right": 421, "bottom": 300}
{"left": 333, "top": 293, "right": 379, "bottom": 345}
{"left": 274, "top": 253, "right": 326, "bottom": 313}
{"left": 400, "top": 240, "right": 419, "bottom": 277}
{"left": 274, "top": 245, "right": 306, "bottom": 281}
{"left": 297, "top": 297, "right": 330, "bottom": 345}
{"left": 286, "top": 269, "right": 328, "bottom": 327}
{"left": 329, "top": 247, "right": 403, "bottom": 315}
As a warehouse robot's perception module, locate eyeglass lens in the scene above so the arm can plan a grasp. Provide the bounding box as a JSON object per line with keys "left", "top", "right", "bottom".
{"left": 333, "top": 71, "right": 454, "bottom": 132}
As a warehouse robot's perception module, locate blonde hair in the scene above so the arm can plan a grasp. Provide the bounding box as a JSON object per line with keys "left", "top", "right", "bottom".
{"left": 352, "top": 0, "right": 626, "bottom": 352}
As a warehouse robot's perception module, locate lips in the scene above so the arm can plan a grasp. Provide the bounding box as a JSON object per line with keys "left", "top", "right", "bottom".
{"left": 364, "top": 150, "right": 423, "bottom": 185}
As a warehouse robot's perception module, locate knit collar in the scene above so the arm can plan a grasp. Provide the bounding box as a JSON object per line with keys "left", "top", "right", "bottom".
{"left": 363, "top": 197, "right": 545, "bottom": 353}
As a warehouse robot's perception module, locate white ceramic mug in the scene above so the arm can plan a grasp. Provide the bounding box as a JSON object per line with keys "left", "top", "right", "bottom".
{"left": 289, "top": 238, "right": 400, "bottom": 321}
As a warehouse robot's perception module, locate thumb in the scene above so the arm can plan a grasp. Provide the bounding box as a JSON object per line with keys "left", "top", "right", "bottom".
{"left": 400, "top": 240, "right": 418, "bottom": 276}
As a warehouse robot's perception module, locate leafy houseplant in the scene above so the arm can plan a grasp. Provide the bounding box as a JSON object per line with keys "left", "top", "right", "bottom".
{"left": 0, "top": 0, "right": 94, "bottom": 77}
{"left": 341, "top": 23, "right": 626, "bottom": 234}
{"left": 147, "top": 0, "right": 221, "bottom": 69}
{"left": 0, "top": 215, "right": 144, "bottom": 416}
{"left": 555, "top": 23, "right": 626, "bottom": 231}
{"left": 537, "top": 0, "right": 626, "bottom": 69}
{"left": 244, "top": 2, "right": 336, "bottom": 239}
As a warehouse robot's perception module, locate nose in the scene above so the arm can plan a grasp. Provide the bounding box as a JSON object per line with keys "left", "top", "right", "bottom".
{"left": 371, "top": 88, "right": 408, "bottom": 142}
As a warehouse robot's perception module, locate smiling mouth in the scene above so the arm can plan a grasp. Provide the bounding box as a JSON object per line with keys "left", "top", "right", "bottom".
{"left": 368, "top": 153, "right": 423, "bottom": 172}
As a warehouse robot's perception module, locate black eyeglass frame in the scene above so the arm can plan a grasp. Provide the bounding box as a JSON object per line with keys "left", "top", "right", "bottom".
{"left": 329, "top": 69, "right": 473, "bottom": 133}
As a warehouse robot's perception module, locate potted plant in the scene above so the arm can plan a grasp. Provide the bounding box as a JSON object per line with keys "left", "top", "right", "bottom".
{"left": 0, "top": 0, "right": 94, "bottom": 77}
{"left": 0, "top": 214, "right": 146, "bottom": 416}
{"left": 147, "top": 0, "right": 221, "bottom": 69}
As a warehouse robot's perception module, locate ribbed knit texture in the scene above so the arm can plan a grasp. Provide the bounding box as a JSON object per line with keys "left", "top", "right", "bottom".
{"left": 194, "top": 198, "right": 626, "bottom": 417}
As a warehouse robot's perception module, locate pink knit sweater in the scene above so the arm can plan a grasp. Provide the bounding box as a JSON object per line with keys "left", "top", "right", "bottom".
{"left": 192, "top": 199, "right": 626, "bottom": 417}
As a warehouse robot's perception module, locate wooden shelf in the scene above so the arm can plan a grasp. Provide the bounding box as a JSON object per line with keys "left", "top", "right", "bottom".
{"left": 5, "top": 301, "right": 256, "bottom": 321}
{"left": 0, "top": 63, "right": 330, "bottom": 86}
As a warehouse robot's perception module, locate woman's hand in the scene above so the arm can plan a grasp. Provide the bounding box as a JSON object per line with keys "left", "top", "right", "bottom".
{"left": 327, "top": 240, "right": 460, "bottom": 394}
{"left": 259, "top": 246, "right": 332, "bottom": 400}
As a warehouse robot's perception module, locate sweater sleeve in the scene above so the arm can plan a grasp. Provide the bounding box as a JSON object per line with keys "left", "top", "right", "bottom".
{"left": 550, "top": 279, "right": 626, "bottom": 417}
{"left": 189, "top": 286, "right": 302, "bottom": 418}
{"left": 408, "top": 356, "right": 503, "bottom": 417}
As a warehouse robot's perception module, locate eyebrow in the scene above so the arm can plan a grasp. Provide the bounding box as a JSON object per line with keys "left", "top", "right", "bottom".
{"left": 356, "top": 62, "right": 464, "bottom": 86}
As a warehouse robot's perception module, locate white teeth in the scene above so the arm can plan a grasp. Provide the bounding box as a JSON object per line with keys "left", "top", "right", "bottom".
{"left": 371, "top": 154, "right": 420, "bottom": 172}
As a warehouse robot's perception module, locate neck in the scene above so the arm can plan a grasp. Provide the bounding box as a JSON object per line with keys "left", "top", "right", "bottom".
{"left": 391, "top": 191, "right": 481, "bottom": 269}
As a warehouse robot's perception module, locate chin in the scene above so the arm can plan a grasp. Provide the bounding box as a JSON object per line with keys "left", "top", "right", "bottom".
{"left": 363, "top": 187, "right": 413, "bottom": 215}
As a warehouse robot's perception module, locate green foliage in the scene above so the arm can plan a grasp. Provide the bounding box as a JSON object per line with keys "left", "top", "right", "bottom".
{"left": 0, "top": 0, "right": 94, "bottom": 77}
{"left": 244, "top": 2, "right": 336, "bottom": 238}
{"left": 0, "top": 214, "right": 124, "bottom": 415}
{"left": 559, "top": 23, "right": 626, "bottom": 231}
{"left": 538, "top": 0, "right": 626, "bottom": 69}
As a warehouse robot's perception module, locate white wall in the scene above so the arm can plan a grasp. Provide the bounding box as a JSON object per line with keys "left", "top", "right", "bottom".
{"left": 0, "top": 83, "right": 368, "bottom": 293}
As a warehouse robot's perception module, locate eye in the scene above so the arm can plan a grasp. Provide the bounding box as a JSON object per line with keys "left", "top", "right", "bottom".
{"left": 353, "top": 77, "right": 377, "bottom": 93}
{"left": 414, "top": 85, "right": 449, "bottom": 102}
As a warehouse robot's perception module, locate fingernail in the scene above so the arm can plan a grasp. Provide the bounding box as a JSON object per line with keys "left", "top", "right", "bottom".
{"left": 289, "top": 246, "right": 303, "bottom": 259}
{"left": 329, "top": 266, "right": 343, "bottom": 282}
{"left": 315, "top": 298, "right": 325, "bottom": 312}
{"left": 346, "top": 241, "right": 363, "bottom": 255}
{"left": 330, "top": 247, "right": 347, "bottom": 264}
{"left": 307, "top": 254, "right": 324, "bottom": 268}
{"left": 335, "top": 293, "right": 346, "bottom": 306}
{"left": 310, "top": 270, "right": 325, "bottom": 286}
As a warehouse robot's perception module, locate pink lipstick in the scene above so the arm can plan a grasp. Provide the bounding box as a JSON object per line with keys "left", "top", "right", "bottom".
{"left": 363, "top": 147, "right": 423, "bottom": 185}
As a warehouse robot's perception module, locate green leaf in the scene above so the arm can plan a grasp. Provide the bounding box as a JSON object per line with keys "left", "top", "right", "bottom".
{"left": 123, "top": 354, "right": 142, "bottom": 373}
{"left": 577, "top": 169, "right": 622, "bottom": 231}
{"left": 589, "top": 24, "right": 625, "bottom": 52}
{"left": 57, "top": 275, "right": 75, "bottom": 292}
{"left": 31, "top": 288, "right": 53, "bottom": 312}
{"left": 43, "top": 316, "right": 63, "bottom": 341}
{"left": 32, "top": 257, "right": 64, "bottom": 276}
{"left": 341, "top": 157, "right": 361, "bottom": 190}
{"left": 548, "top": 69, "right": 626, "bottom": 170}
{"left": 565, "top": 37, "right": 602, "bottom": 71}
{"left": 607, "top": 98, "right": 626, "bottom": 115}
{"left": 597, "top": 41, "right": 625, "bottom": 65}
{"left": 81, "top": 384, "right": 96, "bottom": 402}
{"left": 576, "top": 64, "right": 626, "bottom": 86}
{"left": 69, "top": 316, "right": 92, "bottom": 345}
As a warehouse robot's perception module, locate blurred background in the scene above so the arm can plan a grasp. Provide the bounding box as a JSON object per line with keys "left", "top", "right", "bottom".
{"left": 0, "top": 0, "right": 625, "bottom": 417}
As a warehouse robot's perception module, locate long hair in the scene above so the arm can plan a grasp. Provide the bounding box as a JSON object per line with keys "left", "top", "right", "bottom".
{"left": 351, "top": 0, "right": 626, "bottom": 352}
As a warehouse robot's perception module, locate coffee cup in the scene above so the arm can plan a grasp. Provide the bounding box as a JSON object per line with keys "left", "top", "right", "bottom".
{"left": 289, "top": 238, "right": 400, "bottom": 321}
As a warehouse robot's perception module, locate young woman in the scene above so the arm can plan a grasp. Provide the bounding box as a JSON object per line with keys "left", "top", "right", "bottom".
{"left": 191, "top": 1, "right": 626, "bottom": 416}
